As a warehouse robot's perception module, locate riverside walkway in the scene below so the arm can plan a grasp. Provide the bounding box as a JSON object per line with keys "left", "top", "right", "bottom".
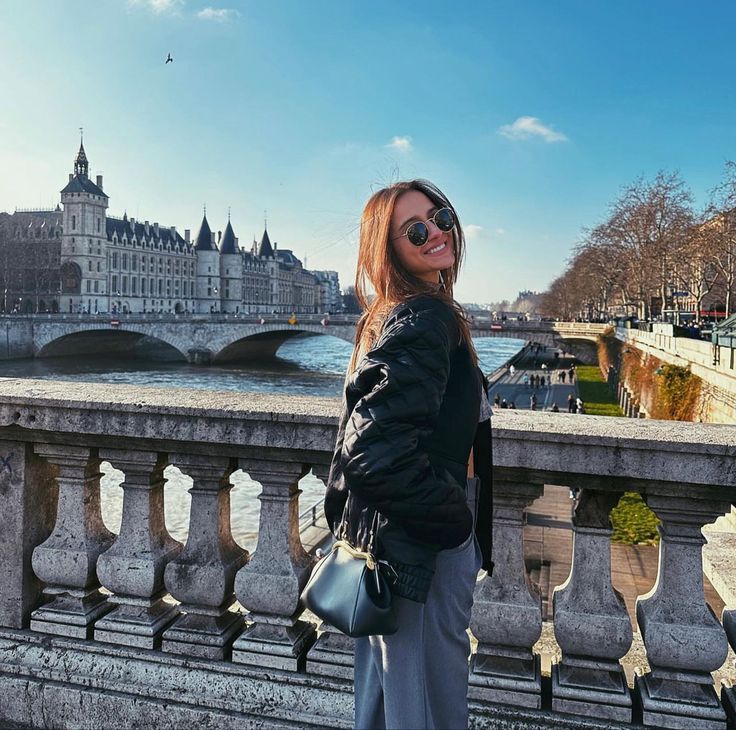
{"left": 488, "top": 345, "right": 581, "bottom": 412}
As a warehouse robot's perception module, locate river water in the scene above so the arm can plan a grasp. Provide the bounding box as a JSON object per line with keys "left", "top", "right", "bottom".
{"left": 0, "top": 334, "right": 523, "bottom": 550}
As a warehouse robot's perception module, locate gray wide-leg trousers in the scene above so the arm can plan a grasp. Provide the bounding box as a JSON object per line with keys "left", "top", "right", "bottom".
{"left": 354, "top": 477, "right": 482, "bottom": 730}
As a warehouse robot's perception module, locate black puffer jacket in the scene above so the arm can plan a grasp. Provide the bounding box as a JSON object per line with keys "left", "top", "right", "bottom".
{"left": 324, "top": 294, "right": 494, "bottom": 603}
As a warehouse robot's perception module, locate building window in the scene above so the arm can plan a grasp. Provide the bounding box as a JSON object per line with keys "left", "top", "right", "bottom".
{"left": 97, "top": 262, "right": 100, "bottom": 272}
{"left": 158, "top": 281, "right": 162, "bottom": 296}
{"left": 132, "top": 255, "right": 137, "bottom": 272}
{"left": 94, "top": 281, "right": 99, "bottom": 293}
{"left": 72, "top": 215, "right": 76, "bottom": 230}
{"left": 88, "top": 261, "right": 92, "bottom": 272}
{"left": 142, "top": 279, "right": 147, "bottom": 295}
{"left": 122, "top": 277, "right": 128, "bottom": 294}
{"left": 97, "top": 218, "right": 101, "bottom": 232}
{"left": 86, "top": 280, "right": 91, "bottom": 293}
{"left": 122, "top": 253, "right": 128, "bottom": 270}
{"left": 112, "top": 275, "right": 118, "bottom": 292}
{"left": 132, "top": 278, "right": 137, "bottom": 294}
{"left": 112, "top": 252, "right": 118, "bottom": 268}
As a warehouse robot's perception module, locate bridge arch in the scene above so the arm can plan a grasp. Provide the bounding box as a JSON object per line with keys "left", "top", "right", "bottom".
{"left": 35, "top": 326, "right": 189, "bottom": 361}
{"left": 211, "top": 327, "right": 353, "bottom": 363}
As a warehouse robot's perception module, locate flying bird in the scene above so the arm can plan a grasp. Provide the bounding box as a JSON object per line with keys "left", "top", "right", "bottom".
{"left": 165, "top": 53, "right": 173, "bottom": 64}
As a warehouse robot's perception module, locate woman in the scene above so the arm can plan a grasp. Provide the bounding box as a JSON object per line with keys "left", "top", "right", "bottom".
{"left": 324, "top": 180, "right": 494, "bottom": 729}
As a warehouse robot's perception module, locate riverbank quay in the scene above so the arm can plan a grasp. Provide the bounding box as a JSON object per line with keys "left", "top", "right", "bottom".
{"left": 0, "top": 379, "right": 735, "bottom": 728}
{"left": 614, "top": 326, "right": 736, "bottom": 423}
{"left": 488, "top": 345, "right": 579, "bottom": 411}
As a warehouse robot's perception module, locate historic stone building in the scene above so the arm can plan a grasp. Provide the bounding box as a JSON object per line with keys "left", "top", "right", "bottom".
{"left": 0, "top": 140, "right": 335, "bottom": 315}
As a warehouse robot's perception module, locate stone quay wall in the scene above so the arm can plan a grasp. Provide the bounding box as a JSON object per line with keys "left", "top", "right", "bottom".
{"left": 0, "top": 379, "right": 734, "bottom": 729}
{"left": 615, "top": 327, "right": 736, "bottom": 424}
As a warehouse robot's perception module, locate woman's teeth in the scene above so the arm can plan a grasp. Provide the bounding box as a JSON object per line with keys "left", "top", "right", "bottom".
{"left": 426, "top": 242, "right": 446, "bottom": 255}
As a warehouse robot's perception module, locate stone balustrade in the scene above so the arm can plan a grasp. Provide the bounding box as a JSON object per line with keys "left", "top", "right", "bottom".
{"left": 0, "top": 378, "right": 734, "bottom": 729}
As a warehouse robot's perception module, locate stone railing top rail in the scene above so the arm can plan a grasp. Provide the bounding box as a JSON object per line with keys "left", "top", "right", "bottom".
{"left": 0, "top": 377, "right": 734, "bottom": 488}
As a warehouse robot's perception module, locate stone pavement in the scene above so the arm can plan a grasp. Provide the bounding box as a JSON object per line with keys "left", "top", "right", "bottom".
{"left": 524, "top": 484, "right": 725, "bottom": 626}
{"left": 488, "top": 345, "right": 581, "bottom": 412}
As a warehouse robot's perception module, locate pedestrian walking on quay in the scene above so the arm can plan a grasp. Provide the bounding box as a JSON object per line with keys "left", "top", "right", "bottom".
{"left": 551, "top": 402, "right": 559, "bottom": 412}
{"left": 324, "top": 179, "right": 493, "bottom": 730}
{"left": 509, "top": 401, "right": 516, "bottom": 409}
{"left": 494, "top": 393, "right": 500, "bottom": 408}
{"left": 560, "top": 370, "right": 566, "bottom": 384}
{"left": 568, "top": 393, "right": 575, "bottom": 413}
{"left": 523, "top": 374, "right": 529, "bottom": 388}
{"left": 540, "top": 375, "right": 545, "bottom": 388}
{"left": 576, "top": 396, "right": 584, "bottom": 414}
{"left": 501, "top": 398, "right": 508, "bottom": 408}
{"left": 509, "top": 364, "right": 516, "bottom": 376}
{"left": 568, "top": 367, "right": 575, "bottom": 384}
{"left": 530, "top": 393, "right": 538, "bottom": 410}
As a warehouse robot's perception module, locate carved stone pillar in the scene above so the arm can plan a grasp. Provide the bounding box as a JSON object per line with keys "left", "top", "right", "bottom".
{"left": 161, "top": 455, "right": 248, "bottom": 660}
{"left": 95, "top": 450, "right": 182, "bottom": 648}
{"left": 552, "top": 489, "right": 633, "bottom": 721}
{"left": 30, "top": 445, "right": 114, "bottom": 638}
{"left": 721, "top": 610, "right": 736, "bottom": 723}
{"left": 232, "top": 459, "right": 316, "bottom": 671}
{"left": 636, "top": 494, "right": 730, "bottom": 730}
{"left": 303, "top": 463, "right": 354, "bottom": 680}
{"left": 469, "top": 479, "right": 544, "bottom": 709}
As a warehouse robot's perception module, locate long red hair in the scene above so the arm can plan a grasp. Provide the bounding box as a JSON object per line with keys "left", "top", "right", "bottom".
{"left": 348, "top": 179, "right": 478, "bottom": 373}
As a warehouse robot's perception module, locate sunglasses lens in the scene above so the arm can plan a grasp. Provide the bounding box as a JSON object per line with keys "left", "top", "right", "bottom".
{"left": 407, "top": 222, "right": 429, "bottom": 246}
{"left": 435, "top": 208, "right": 454, "bottom": 231}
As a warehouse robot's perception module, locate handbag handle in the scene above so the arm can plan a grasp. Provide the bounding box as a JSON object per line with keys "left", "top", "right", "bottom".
{"left": 337, "top": 493, "right": 380, "bottom": 555}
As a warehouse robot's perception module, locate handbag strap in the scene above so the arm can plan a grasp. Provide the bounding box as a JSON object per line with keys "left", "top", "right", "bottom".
{"left": 337, "top": 493, "right": 379, "bottom": 555}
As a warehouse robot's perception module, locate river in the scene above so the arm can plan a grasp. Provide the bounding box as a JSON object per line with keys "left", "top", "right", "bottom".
{"left": 0, "top": 333, "right": 524, "bottom": 550}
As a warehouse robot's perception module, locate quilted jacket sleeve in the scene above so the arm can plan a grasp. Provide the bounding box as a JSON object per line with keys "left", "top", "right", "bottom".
{"left": 341, "top": 297, "right": 473, "bottom": 550}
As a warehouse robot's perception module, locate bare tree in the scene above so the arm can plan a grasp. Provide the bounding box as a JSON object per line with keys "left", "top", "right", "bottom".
{"left": 706, "top": 161, "right": 736, "bottom": 317}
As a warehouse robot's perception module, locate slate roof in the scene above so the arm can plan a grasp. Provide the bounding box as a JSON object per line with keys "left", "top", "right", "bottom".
{"left": 194, "top": 214, "right": 216, "bottom": 251}
{"left": 60, "top": 175, "right": 108, "bottom": 198}
{"left": 276, "top": 249, "right": 301, "bottom": 267}
{"left": 257, "top": 227, "right": 274, "bottom": 258}
{"left": 106, "top": 216, "right": 188, "bottom": 247}
{"left": 220, "top": 220, "right": 238, "bottom": 254}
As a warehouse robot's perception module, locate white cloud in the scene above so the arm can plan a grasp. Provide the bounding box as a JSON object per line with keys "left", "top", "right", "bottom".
{"left": 465, "top": 224, "right": 484, "bottom": 239}
{"left": 128, "top": 0, "right": 184, "bottom": 14}
{"left": 495, "top": 227, "right": 506, "bottom": 235}
{"left": 197, "top": 7, "right": 240, "bottom": 21}
{"left": 386, "top": 136, "right": 413, "bottom": 153}
{"left": 498, "top": 116, "right": 568, "bottom": 143}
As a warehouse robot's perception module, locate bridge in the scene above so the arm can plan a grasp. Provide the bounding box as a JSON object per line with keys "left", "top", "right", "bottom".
{"left": 0, "top": 379, "right": 734, "bottom": 728}
{"left": 0, "top": 313, "right": 607, "bottom": 364}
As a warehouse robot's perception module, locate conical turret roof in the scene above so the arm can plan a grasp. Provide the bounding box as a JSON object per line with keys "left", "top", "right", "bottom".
{"left": 220, "top": 220, "right": 239, "bottom": 254}
{"left": 257, "top": 227, "right": 274, "bottom": 258}
{"left": 194, "top": 214, "right": 216, "bottom": 251}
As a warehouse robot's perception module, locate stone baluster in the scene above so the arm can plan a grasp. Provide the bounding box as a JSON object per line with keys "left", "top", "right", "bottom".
{"left": 94, "top": 450, "right": 182, "bottom": 648}
{"left": 232, "top": 459, "right": 316, "bottom": 671}
{"left": 303, "top": 463, "right": 355, "bottom": 680}
{"left": 161, "top": 455, "right": 248, "bottom": 659}
{"left": 30, "top": 444, "right": 114, "bottom": 638}
{"left": 551, "top": 489, "right": 633, "bottom": 721}
{"left": 636, "top": 493, "right": 731, "bottom": 729}
{"left": 469, "top": 479, "right": 544, "bottom": 708}
{"left": 722, "top": 609, "right": 736, "bottom": 723}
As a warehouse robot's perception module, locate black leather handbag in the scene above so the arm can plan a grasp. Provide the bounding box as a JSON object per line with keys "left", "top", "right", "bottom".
{"left": 301, "top": 509, "right": 398, "bottom": 638}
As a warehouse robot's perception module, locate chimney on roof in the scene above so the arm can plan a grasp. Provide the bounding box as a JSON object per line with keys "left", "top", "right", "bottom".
{"left": 96, "top": 175, "right": 103, "bottom": 190}
{"left": 144, "top": 220, "right": 150, "bottom": 234}
{"left": 68, "top": 173, "right": 73, "bottom": 182}
{"left": 170, "top": 226, "right": 176, "bottom": 237}
{"left": 217, "top": 230, "right": 222, "bottom": 243}
{"left": 211, "top": 232, "right": 216, "bottom": 245}
{"left": 130, "top": 217, "right": 135, "bottom": 227}
{"left": 274, "top": 241, "right": 277, "bottom": 251}
{"left": 154, "top": 222, "right": 159, "bottom": 237}
{"left": 185, "top": 229, "right": 191, "bottom": 243}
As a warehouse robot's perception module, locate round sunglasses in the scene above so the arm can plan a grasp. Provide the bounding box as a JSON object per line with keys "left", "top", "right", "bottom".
{"left": 393, "top": 207, "right": 455, "bottom": 247}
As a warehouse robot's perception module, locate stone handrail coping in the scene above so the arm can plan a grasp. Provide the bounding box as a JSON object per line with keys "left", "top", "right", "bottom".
{"left": 0, "top": 376, "right": 734, "bottom": 490}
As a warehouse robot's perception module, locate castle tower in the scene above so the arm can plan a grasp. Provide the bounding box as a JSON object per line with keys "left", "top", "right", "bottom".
{"left": 60, "top": 136, "right": 109, "bottom": 313}
{"left": 193, "top": 212, "right": 220, "bottom": 313}
{"left": 219, "top": 218, "right": 242, "bottom": 313}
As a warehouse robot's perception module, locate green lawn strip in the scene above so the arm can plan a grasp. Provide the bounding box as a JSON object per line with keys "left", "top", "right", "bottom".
{"left": 574, "top": 366, "right": 660, "bottom": 544}
{"left": 575, "top": 365, "right": 625, "bottom": 416}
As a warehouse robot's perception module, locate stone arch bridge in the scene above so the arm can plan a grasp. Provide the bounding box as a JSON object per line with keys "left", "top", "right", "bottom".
{"left": 22, "top": 314, "right": 606, "bottom": 364}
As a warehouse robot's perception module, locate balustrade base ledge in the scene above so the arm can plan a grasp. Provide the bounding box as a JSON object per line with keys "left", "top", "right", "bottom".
{"left": 635, "top": 674, "right": 727, "bottom": 730}
{"left": 0, "top": 628, "right": 661, "bottom": 730}
{"left": 552, "top": 664, "right": 632, "bottom": 723}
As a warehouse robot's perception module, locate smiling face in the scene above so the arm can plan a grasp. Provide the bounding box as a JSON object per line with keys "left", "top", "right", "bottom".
{"left": 389, "top": 189, "right": 456, "bottom": 283}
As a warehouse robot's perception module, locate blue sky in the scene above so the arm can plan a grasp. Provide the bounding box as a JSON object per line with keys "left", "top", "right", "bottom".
{"left": 1, "top": 0, "right": 734, "bottom": 303}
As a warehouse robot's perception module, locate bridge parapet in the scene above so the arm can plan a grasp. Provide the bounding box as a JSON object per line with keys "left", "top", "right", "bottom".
{"left": 0, "top": 381, "right": 733, "bottom": 728}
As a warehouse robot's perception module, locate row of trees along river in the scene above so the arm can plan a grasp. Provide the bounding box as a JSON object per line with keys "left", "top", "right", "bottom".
{"left": 540, "top": 161, "right": 736, "bottom": 322}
